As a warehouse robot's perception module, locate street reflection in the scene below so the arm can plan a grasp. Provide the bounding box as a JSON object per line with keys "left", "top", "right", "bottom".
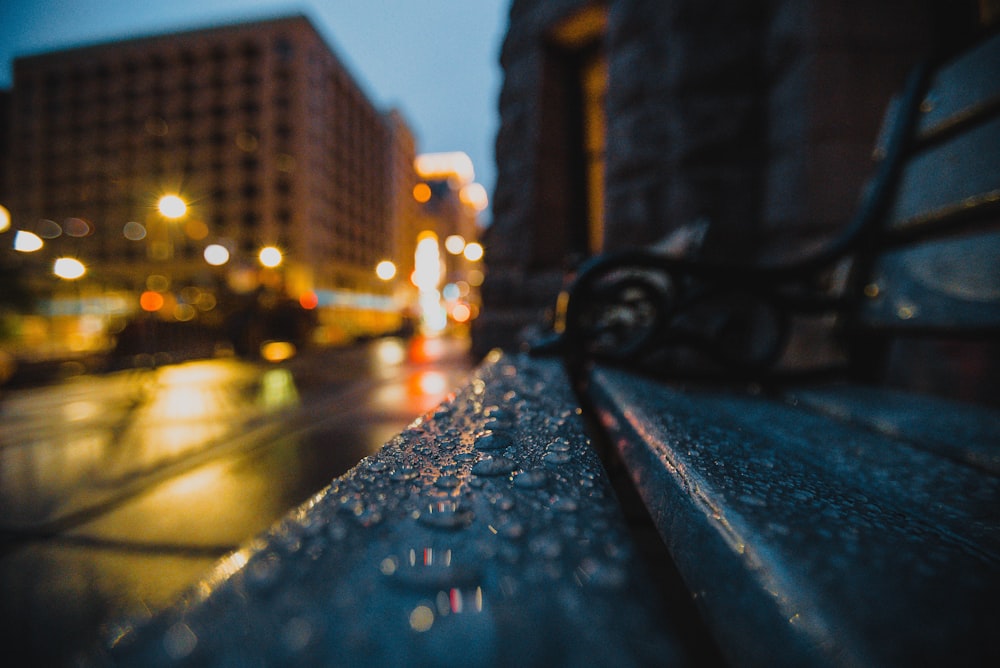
{"left": 0, "top": 336, "right": 473, "bottom": 665}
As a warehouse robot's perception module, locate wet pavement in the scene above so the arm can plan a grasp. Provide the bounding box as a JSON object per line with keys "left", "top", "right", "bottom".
{"left": 0, "top": 335, "right": 474, "bottom": 666}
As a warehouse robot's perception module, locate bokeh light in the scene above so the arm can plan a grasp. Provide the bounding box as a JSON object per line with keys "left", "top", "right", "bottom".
{"left": 412, "top": 183, "right": 432, "bottom": 203}
{"left": 14, "top": 230, "right": 43, "bottom": 252}
{"left": 444, "top": 235, "right": 466, "bottom": 255}
{"left": 463, "top": 242, "right": 484, "bottom": 262}
{"left": 376, "top": 260, "right": 397, "bottom": 281}
{"left": 53, "top": 257, "right": 86, "bottom": 280}
{"left": 203, "top": 244, "right": 230, "bottom": 266}
{"left": 157, "top": 194, "right": 187, "bottom": 219}
{"left": 259, "top": 246, "right": 283, "bottom": 268}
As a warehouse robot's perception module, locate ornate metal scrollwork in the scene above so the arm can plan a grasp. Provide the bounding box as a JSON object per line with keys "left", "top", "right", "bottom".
{"left": 542, "top": 251, "right": 793, "bottom": 379}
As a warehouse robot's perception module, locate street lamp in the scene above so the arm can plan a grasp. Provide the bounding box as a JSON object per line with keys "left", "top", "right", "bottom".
{"left": 53, "top": 257, "right": 86, "bottom": 280}
{"left": 376, "top": 260, "right": 397, "bottom": 281}
{"left": 157, "top": 194, "right": 187, "bottom": 219}
{"left": 259, "top": 246, "right": 283, "bottom": 268}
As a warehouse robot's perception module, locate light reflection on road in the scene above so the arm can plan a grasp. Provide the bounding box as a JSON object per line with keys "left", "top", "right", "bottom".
{"left": 0, "top": 335, "right": 474, "bottom": 666}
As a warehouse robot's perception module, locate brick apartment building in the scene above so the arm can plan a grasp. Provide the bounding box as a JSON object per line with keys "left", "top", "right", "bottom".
{"left": 2, "top": 14, "right": 421, "bottom": 348}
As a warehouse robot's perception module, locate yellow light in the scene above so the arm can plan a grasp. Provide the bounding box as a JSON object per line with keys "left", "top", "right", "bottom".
{"left": 261, "top": 341, "right": 297, "bottom": 362}
{"left": 259, "top": 246, "right": 283, "bottom": 268}
{"left": 14, "top": 230, "right": 44, "bottom": 252}
{"left": 53, "top": 257, "right": 86, "bottom": 280}
{"left": 376, "top": 260, "right": 397, "bottom": 281}
{"left": 412, "top": 183, "right": 432, "bottom": 203}
{"left": 415, "top": 152, "right": 475, "bottom": 185}
{"left": 463, "top": 242, "right": 484, "bottom": 262}
{"left": 157, "top": 194, "right": 187, "bottom": 219}
{"left": 459, "top": 183, "right": 489, "bottom": 211}
{"left": 0, "top": 204, "right": 10, "bottom": 233}
{"left": 444, "top": 235, "right": 466, "bottom": 255}
{"left": 452, "top": 303, "right": 472, "bottom": 323}
{"left": 203, "top": 244, "right": 230, "bottom": 266}
{"left": 413, "top": 232, "right": 441, "bottom": 291}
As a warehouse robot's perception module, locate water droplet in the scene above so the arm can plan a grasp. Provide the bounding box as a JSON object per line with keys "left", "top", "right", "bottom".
{"left": 547, "top": 438, "right": 572, "bottom": 453}
{"left": 367, "top": 460, "right": 388, "bottom": 473}
{"left": 281, "top": 617, "right": 313, "bottom": 653}
{"left": 246, "top": 553, "right": 280, "bottom": 590}
{"left": 391, "top": 467, "right": 420, "bottom": 482}
{"left": 434, "top": 474, "right": 462, "bottom": 490}
{"left": 496, "top": 518, "right": 525, "bottom": 539}
{"left": 409, "top": 605, "right": 435, "bottom": 632}
{"left": 353, "top": 507, "right": 383, "bottom": 527}
{"left": 454, "top": 451, "right": 478, "bottom": 462}
{"left": 513, "top": 469, "right": 548, "bottom": 489}
{"left": 475, "top": 432, "right": 514, "bottom": 451}
{"left": 163, "top": 622, "right": 198, "bottom": 660}
{"left": 576, "top": 558, "right": 627, "bottom": 589}
{"left": 550, "top": 496, "right": 578, "bottom": 513}
{"left": 472, "top": 456, "right": 517, "bottom": 477}
{"left": 529, "top": 534, "right": 562, "bottom": 559}
{"left": 542, "top": 451, "right": 572, "bottom": 466}
{"left": 416, "top": 500, "right": 474, "bottom": 530}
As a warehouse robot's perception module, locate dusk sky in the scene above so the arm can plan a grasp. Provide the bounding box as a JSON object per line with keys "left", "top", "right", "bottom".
{"left": 0, "top": 0, "right": 508, "bottom": 221}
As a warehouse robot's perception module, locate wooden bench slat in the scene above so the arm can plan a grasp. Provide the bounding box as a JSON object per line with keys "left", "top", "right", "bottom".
{"left": 787, "top": 385, "right": 1000, "bottom": 474}
{"left": 100, "top": 355, "right": 686, "bottom": 666}
{"left": 588, "top": 366, "right": 1000, "bottom": 667}
{"left": 916, "top": 35, "right": 1000, "bottom": 141}
{"left": 886, "top": 114, "right": 1000, "bottom": 233}
{"left": 860, "top": 228, "right": 1000, "bottom": 330}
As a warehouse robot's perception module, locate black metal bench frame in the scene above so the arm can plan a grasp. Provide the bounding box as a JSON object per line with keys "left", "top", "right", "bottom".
{"left": 534, "top": 37, "right": 1000, "bottom": 385}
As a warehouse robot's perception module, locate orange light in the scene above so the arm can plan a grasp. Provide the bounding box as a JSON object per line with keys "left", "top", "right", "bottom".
{"left": 452, "top": 303, "right": 471, "bottom": 323}
{"left": 299, "top": 291, "right": 319, "bottom": 310}
{"left": 261, "top": 341, "right": 297, "bottom": 362}
{"left": 412, "top": 183, "right": 432, "bottom": 203}
{"left": 140, "top": 291, "right": 165, "bottom": 312}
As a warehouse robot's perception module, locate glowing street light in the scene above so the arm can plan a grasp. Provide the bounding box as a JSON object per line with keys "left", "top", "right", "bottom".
{"left": 53, "top": 257, "right": 86, "bottom": 280}
{"left": 204, "top": 244, "right": 230, "bottom": 266}
{"left": 0, "top": 204, "right": 10, "bottom": 233}
{"left": 13, "top": 230, "right": 44, "bottom": 252}
{"left": 157, "top": 194, "right": 187, "bottom": 219}
{"left": 259, "top": 246, "right": 283, "bottom": 268}
{"left": 376, "top": 260, "right": 397, "bottom": 281}
{"left": 444, "top": 235, "right": 466, "bottom": 255}
{"left": 463, "top": 242, "right": 484, "bottom": 262}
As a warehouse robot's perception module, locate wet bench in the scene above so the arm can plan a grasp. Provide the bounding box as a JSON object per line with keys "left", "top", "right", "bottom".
{"left": 97, "top": 35, "right": 999, "bottom": 667}
{"left": 537, "top": 32, "right": 1000, "bottom": 666}
{"left": 97, "top": 352, "right": 699, "bottom": 666}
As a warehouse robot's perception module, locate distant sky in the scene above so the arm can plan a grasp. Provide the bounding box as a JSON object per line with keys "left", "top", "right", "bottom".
{"left": 0, "top": 0, "right": 508, "bottom": 222}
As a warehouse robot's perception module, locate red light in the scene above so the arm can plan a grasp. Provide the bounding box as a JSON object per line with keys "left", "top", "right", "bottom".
{"left": 299, "top": 291, "right": 319, "bottom": 309}
{"left": 140, "top": 291, "right": 164, "bottom": 312}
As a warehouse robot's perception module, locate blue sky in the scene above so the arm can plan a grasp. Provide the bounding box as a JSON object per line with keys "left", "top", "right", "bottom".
{"left": 0, "top": 1, "right": 508, "bottom": 217}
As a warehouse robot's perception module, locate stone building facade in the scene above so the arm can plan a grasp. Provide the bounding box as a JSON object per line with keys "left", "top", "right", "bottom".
{"left": 475, "top": 0, "right": 986, "bottom": 355}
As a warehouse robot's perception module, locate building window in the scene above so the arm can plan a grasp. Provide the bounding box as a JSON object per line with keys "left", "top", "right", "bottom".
{"left": 534, "top": 5, "right": 608, "bottom": 268}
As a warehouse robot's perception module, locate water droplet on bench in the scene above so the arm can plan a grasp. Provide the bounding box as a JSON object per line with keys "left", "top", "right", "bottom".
{"left": 416, "top": 500, "right": 474, "bottom": 530}
{"left": 475, "top": 432, "right": 514, "bottom": 451}
{"left": 513, "top": 469, "right": 548, "bottom": 489}
{"left": 472, "top": 456, "right": 517, "bottom": 476}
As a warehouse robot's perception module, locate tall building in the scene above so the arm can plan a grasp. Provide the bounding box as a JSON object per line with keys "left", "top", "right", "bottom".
{"left": 3, "top": 14, "right": 416, "bottom": 351}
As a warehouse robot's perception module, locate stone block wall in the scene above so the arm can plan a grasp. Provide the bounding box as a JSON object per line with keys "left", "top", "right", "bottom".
{"left": 475, "top": 0, "right": 961, "bottom": 356}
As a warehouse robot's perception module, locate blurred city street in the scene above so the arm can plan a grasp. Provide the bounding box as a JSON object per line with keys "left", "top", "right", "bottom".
{"left": 0, "top": 334, "right": 474, "bottom": 666}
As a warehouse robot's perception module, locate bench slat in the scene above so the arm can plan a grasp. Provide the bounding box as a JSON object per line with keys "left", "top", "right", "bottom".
{"left": 788, "top": 385, "right": 1000, "bottom": 474}
{"left": 916, "top": 35, "right": 1000, "bottom": 141}
{"left": 100, "top": 355, "right": 686, "bottom": 666}
{"left": 860, "top": 228, "right": 1000, "bottom": 330}
{"left": 886, "top": 114, "right": 1000, "bottom": 234}
{"left": 588, "top": 366, "right": 1000, "bottom": 667}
